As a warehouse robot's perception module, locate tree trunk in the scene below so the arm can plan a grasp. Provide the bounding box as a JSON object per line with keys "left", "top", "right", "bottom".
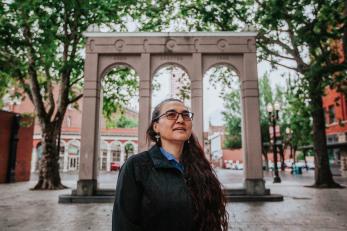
{"left": 32, "top": 123, "right": 67, "bottom": 190}
{"left": 309, "top": 83, "right": 341, "bottom": 188}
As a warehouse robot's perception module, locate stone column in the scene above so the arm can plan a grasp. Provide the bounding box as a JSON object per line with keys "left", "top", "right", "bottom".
{"left": 138, "top": 53, "right": 152, "bottom": 152}
{"left": 191, "top": 53, "right": 204, "bottom": 146}
{"left": 76, "top": 53, "right": 100, "bottom": 196}
{"left": 241, "top": 53, "right": 265, "bottom": 195}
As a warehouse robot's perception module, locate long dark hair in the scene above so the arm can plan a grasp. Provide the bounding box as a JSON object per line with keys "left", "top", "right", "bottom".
{"left": 146, "top": 98, "right": 228, "bottom": 231}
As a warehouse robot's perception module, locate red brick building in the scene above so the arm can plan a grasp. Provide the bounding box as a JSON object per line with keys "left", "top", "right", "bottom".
{"left": 2, "top": 88, "right": 139, "bottom": 173}
{"left": 323, "top": 87, "right": 347, "bottom": 143}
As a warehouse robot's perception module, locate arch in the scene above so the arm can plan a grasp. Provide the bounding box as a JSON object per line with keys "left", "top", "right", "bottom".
{"left": 202, "top": 55, "right": 244, "bottom": 80}
{"left": 36, "top": 142, "right": 42, "bottom": 149}
{"left": 99, "top": 62, "right": 140, "bottom": 81}
{"left": 78, "top": 32, "right": 266, "bottom": 197}
{"left": 151, "top": 62, "right": 192, "bottom": 81}
{"left": 203, "top": 62, "right": 241, "bottom": 78}
{"left": 58, "top": 140, "right": 67, "bottom": 171}
{"left": 110, "top": 141, "right": 122, "bottom": 163}
{"left": 203, "top": 64, "right": 242, "bottom": 167}
{"left": 124, "top": 141, "right": 136, "bottom": 161}
{"left": 67, "top": 140, "right": 80, "bottom": 171}
{"left": 151, "top": 64, "right": 192, "bottom": 108}
{"left": 98, "top": 54, "right": 143, "bottom": 81}
{"left": 99, "top": 140, "right": 109, "bottom": 171}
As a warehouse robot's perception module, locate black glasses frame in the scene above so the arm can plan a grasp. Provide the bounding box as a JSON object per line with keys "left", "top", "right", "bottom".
{"left": 154, "top": 110, "right": 194, "bottom": 121}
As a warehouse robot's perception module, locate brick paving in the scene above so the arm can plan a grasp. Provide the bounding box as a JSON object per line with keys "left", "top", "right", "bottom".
{"left": 0, "top": 170, "right": 346, "bottom": 231}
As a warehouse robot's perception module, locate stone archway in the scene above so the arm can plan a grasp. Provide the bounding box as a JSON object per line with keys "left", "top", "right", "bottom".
{"left": 77, "top": 32, "right": 265, "bottom": 197}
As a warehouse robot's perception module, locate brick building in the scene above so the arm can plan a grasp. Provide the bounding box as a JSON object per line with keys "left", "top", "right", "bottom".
{"left": 2, "top": 90, "right": 138, "bottom": 173}
{"left": 322, "top": 87, "right": 347, "bottom": 167}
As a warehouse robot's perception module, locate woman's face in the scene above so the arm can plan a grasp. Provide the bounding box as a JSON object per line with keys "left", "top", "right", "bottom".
{"left": 153, "top": 101, "right": 193, "bottom": 145}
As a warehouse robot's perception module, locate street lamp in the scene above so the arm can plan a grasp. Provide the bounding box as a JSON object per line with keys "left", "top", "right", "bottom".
{"left": 267, "top": 102, "right": 281, "bottom": 183}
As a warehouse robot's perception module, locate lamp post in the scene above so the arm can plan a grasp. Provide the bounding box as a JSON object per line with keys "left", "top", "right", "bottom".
{"left": 267, "top": 102, "right": 281, "bottom": 183}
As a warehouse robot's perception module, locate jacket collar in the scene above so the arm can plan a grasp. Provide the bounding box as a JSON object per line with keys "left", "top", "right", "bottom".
{"left": 148, "top": 145, "right": 176, "bottom": 169}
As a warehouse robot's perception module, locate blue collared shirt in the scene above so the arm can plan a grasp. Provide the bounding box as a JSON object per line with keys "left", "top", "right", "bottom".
{"left": 159, "top": 147, "right": 184, "bottom": 173}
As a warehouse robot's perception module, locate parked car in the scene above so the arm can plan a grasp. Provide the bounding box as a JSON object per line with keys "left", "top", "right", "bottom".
{"left": 110, "top": 162, "right": 121, "bottom": 171}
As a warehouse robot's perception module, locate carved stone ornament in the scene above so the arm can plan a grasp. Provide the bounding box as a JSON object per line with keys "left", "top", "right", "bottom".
{"left": 89, "top": 39, "right": 95, "bottom": 51}
{"left": 143, "top": 39, "right": 149, "bottom": 53}
{"left": 114, "top": 39, "right": 125, "bottom": 51}
{"left": 166, "top": 39, "right": 177, "bottom": 50}
{"left": 247, "top": 38, "right": 252, "bottom": 51}
{"left": 194, "top": 39, "right": 200, "bottom": 52}
{"left": 217, "top": 39, "right": 228, "bottom": 51}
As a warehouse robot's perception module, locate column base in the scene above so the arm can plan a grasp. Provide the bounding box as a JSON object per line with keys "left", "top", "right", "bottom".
{"left": 75, "top": 179, "right": 97, "bottom": 196}
{"left": 244, "top": 179, "right": 266, "bottom": 195}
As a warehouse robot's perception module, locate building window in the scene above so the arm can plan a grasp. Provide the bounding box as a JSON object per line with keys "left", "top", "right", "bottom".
{"left": 327, "top": 134, "right": 338, "bottom": 144}
{"left": 328, "top": 105, "right": 336, "bottom": 124}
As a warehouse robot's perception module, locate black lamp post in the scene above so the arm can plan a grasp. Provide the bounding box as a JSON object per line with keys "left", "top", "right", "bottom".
{"left": 267, "top": 102, "right": 281, "bottom": 183}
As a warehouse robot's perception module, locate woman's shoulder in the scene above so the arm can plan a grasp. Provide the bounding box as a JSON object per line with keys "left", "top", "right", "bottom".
{"left": 121, "top": 151, "right": 153, "bottom": 182}
{"left": 123, "top": 151, "right": 152, "bottom": 169}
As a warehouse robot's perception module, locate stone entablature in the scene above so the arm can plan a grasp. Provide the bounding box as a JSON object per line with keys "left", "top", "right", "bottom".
{"left": 84, "top": 32, "right": 257, "bottom": 55}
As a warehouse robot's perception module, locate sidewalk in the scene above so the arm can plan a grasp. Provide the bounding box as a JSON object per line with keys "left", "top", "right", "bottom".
{"left": 0, "top": 170, "right": 346, "bottom": 231}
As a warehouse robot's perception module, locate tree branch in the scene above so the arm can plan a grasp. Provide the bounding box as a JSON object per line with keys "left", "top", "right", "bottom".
{"left": 17, "top": 75, "right": 33, "bottom": 102}
{"left": 264, "top": 58, "right": 299, "bottom": 72}
{"left": 286, "top": 20, "right": 307, "bottom": 73}
{"left": 258, "top": 43, "right": 297, "bottom": 61}
{"left": 22, "top": 21, "right": 47, "bottom": 124}
{"left": 258, "top": 33, "right": 297, "bottom": 58}
{"left": 69, "top": 93, "right": 83, "bottom": 104}
{"left": 55, "top": 2, "right": 82, "bottom": 122}
{"left": 69, "top": 76, "right": 84, "bottom": 88}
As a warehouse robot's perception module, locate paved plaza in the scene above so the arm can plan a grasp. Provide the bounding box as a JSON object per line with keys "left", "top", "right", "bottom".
{"left": 0, "top": 169, "right": 346, "bottom": 231}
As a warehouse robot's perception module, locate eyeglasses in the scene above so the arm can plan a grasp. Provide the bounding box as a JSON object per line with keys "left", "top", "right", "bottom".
{"left": 154, "top": 110, "right": 194, "bottom": 121}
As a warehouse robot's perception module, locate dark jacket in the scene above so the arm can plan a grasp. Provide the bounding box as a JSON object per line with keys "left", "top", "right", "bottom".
{"left": 112, "top": 145, "right": 194, "bottom": 231}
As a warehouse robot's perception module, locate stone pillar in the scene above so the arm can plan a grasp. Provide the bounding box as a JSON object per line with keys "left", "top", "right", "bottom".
{"left": 191, "top": 53, "right": 204, "bottom": 146}
{"left": 241, "top": 53, "right": 265, "bottom": 195}
{"left": 76, "top": 53, "right": 100, "bottom": 196}
{"left": 138, "top": 53, "right": 152, "bottom": 152}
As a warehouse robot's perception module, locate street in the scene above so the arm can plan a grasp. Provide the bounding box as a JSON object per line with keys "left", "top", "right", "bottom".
{"left": 1, "top": 169, "right": 347, "bottom": 231}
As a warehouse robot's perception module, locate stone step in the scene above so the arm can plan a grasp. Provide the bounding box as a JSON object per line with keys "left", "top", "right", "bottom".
{"left": 223, "top": 188, "right": 271, "bottom": 196}
{"left": 60, "top": 188, "right": 282, "bottom": 203}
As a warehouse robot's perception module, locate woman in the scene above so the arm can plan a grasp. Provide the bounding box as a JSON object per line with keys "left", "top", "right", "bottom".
{"left": 112, "top": 98, "right": 228, "bottom": 231}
